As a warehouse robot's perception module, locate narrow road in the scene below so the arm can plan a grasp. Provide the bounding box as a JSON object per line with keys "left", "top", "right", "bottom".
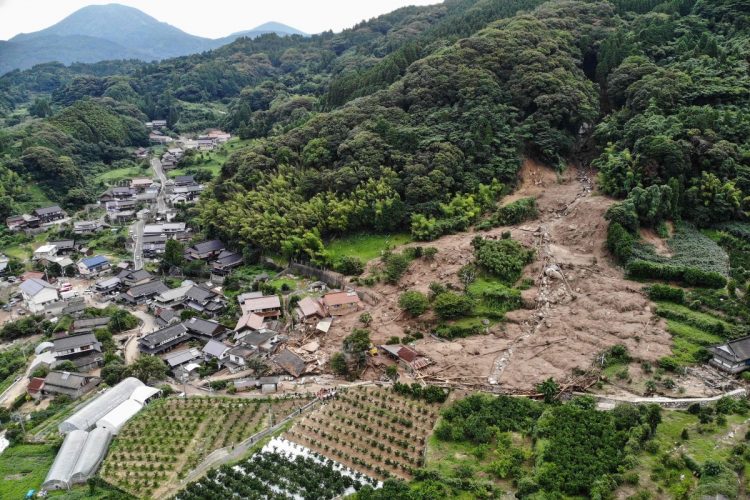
{"left": 151, "top": 157, "right": 168, "bottom": 214}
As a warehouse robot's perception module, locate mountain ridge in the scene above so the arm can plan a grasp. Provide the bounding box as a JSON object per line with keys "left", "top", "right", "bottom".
{"left": 0, "top": 3, "right": 306, "bottom": 75}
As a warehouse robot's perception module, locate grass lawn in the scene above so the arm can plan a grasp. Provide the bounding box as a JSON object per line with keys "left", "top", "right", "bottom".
{"left": 666, "top": 320, "right": 724, "bottom": 366}
{"left": 94, "top": 165, "right": 149, "bottom": 184}
{"left": 15, "top": 185, "right": 53, "bottom": 214}
{"left": 0, "top": 443, "right": 57, "bottom": 497}
{"left": 167, "top": 163, "right": 222, "bottom": 178}
{"left": 326, "top": 233, "right": 412, "bottom": 263}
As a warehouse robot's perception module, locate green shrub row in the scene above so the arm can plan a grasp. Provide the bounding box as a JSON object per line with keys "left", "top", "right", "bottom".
{"left": 627, "top": 259, "right": 727, "bottom": 288}
{"left": 607, "top": 222, "right": 635, "bottom": 262}
{"left": 434, "top": 323, "right": 483, "bottom": 339}
{"left": 646, "top": 284, "right": 685, "bottom": 303}
{"left": 655, "top": 306, "right": 728, "bottom": 337}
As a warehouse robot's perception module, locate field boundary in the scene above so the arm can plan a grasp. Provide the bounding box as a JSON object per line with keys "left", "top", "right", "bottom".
{"left": 174, "top": 397, "right": 321, "bottom": 488}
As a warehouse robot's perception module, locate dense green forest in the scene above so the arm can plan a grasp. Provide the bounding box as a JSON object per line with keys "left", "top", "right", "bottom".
{"left": 0, "top": 0, "right": 748, "bottom": 250}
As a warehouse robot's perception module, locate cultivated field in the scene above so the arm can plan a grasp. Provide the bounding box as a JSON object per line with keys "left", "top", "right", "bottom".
{"left": 100, "top": 396, "right": 310, "bottom": 497}
{"left": 285, "top": 386, "right": 442, "bottom": 480}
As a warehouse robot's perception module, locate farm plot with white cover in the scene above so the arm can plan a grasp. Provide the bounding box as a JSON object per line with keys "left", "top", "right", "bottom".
{"left": 174, "top": 437, "right": 375, "bottom": 499}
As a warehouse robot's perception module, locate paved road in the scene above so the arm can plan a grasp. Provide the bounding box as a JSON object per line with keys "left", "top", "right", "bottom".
{"left": 132, "top": 218, "right": 144, "bottom": 270}
{"left": 150, "top": 157, "right": 168, "bottom": 214}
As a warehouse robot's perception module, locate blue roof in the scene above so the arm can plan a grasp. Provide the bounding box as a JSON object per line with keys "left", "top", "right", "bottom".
{"left": 81, "top": 255, "right": 109, "bottom": 268}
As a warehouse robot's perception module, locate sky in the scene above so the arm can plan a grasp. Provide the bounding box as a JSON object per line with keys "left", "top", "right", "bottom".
{"left": 0, "top": 0, "right": 439, "bottom": 40}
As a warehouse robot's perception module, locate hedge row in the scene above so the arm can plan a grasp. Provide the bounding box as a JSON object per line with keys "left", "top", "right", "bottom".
{"left": 434, "top": 323, "right": 483, "bottom": 339}
{"left": 646, "top": 284, "right": 684, "bottom": 303}
{"left": 626, "top": 259, "right": 727, "bottom": 289}
{"left": 607, "top": 222, "right": 634, "bottom": 262}
{"left": 655, "top": 306, "right": 728, "bottom": 337}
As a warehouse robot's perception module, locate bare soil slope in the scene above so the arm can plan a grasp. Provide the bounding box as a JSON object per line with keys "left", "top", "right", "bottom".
{"left": 323, "top": 159, "right": 673, "bottom": 392}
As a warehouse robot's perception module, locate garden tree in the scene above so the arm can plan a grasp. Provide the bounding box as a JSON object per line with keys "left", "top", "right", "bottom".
{"left": 162, "top": 239, "right": 185, "bottom": 271}
{"left": 385, "top": 365, "right": 399, "bottom": 380}
{"left": 109, "top": 309, "right": 138, "bottom": 333}
{"left": 359, "top": 312, "right": 372, "bottom": 326}
{"left": 684, "top": 172, "right": 741, "bottom": 226}
{"left": 126, "top": 355, "right": 167, "bottom": 384}
{"left": 458, "top": 264, "right": 477, "bottom": 290}
{"left": 343, "top": 328, "right": 371, "bottom": 372}
{"left": 433, "top": 292, "right": 473, "bottom": 320}
{"left": 536, "top": 378, "right": 559, "bottom": 404}
{"left": 398, "top": 291, "right": 429, "bottom": 317}
{"left": 330, "top": 352, "right": 348, "bottom": 376}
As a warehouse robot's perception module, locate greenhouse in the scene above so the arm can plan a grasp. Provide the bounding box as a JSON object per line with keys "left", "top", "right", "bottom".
{"left": 130, "top": 385, "right": 161, "bottom": 405}
{"left": 59, "top": 377, "right": 145, "bottom": 433}
{"left": 69, "top": 427, "right": 113, "bottom": 484}
{"left": 96, "top": 399, "right": 143, "bottom": 435}
{"left": 42, "top": 430, "right": 90, "bottom": 490}
{"left": 43, "top": 428, "right": 113, "bottom": 490}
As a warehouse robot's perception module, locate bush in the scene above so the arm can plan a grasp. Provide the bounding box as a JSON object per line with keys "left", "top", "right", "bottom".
{"left": 488, "top": 197, "right": 538, "bottom": 227}
{"left": 472, "top": 236, "right": 534, "bottom": 284}
{"left": 433, "top": 292, "right": 474, "bottom": 320}
{"left": 382, "top": 251, "right": 410, "bottom": 284}
{"left": 398, "top": 291, "right": 429, "bottom": 317}
{"left": 334, "top": 256, "right": 365, "bottom": 276}
{"left": 647, "top": 284, "right": 685, "bottom": 303}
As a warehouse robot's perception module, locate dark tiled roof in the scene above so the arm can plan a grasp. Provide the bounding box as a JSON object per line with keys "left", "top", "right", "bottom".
{"left": 140, "top": 323, "right": 188, "bottom": 349}
{"left": 190, "top": 240, "right": 225, "bottom": 254}
{"left": 34, "top": 205, "right": 63, "bottom": 216}
{"left": 126, "top": 280, "right": 169, "bottom": 298}
{"left": 183, "top": 317, "right": 225, "bottom": 337}
{"left": 274, "top": 349, "right": 306, "bottom": 378}
{"left": 713, "top": 336, "right": 750, "bottom": 362}
{"left": 53, "top": 333, "right": 99, "bottom": 351}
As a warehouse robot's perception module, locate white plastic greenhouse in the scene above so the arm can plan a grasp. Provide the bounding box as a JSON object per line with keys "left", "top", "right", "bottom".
{"left": 69, "top": 427, "right": 113, "bottom": 484}
{"left": 96, "top": 399, "right": 143, "bottom": 435}
{"left": 59, "top": 377, "right": 144, "bottom": 433}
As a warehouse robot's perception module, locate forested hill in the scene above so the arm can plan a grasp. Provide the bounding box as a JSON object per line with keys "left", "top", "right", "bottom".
{"left": 0, "top": 0, "right": 749, "bottom": 260}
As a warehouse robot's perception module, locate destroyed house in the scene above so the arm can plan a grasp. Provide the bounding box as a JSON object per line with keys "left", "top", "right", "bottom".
{"left": 274, "top": 349, "right": 306, "bottom": 378}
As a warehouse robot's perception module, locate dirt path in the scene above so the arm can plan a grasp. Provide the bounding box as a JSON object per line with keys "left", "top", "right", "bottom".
{"left": 322, "top": 158, "right": 673, "bottom": 392}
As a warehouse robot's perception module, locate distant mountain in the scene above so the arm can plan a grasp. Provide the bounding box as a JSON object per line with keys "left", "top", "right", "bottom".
{"left": 0, "top": 4, "right": 306, "bottom": 75}
{"left": 220, "top": 22, "right": 307, "bottom": 42}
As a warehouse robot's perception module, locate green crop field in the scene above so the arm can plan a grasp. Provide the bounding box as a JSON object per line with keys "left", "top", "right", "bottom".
{"left": 0, "top": 443, "right": 57, "bottom": 498}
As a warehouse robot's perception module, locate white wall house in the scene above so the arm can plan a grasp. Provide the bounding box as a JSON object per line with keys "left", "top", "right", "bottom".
{"left": 19, "top": 278, "right": 59, "bottom": 313}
